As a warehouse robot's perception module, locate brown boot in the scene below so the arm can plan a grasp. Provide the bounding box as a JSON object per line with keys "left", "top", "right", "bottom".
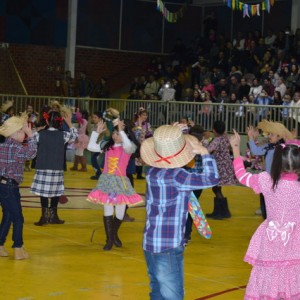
{"left": 49, "top": 207, "right": 65, "bottom": 224}
{"left": 34, "top": 207, "right": 49, "bottom": 226}
{"left": 123, "top": 213, "right": 135, "bottom": 222}
{"left": 0, "top": 246, "right": 8, "bottom": 257}
{"left": 14, "top": 247, "right": 29, "bottom": 260}
{"left": 70, "top": 155, "right": 80, "bottom": 171}
{"left": 79, "top": 156, "right": 87, "bottom": 172}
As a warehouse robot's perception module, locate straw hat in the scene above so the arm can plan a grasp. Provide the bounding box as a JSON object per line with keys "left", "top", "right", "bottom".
{"left": 0, "top": 115, "right": 26, "bottom": 137}
{"left": 1, "top": 100, "right": 14, "bottom": 113}
{"left": 257, "top": 120, "right": 293, "bottom": 141}
{"left": 140, "top": 125, "right": 197, "bottom": 169}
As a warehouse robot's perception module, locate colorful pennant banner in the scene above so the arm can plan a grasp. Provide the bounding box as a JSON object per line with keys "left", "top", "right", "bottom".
{"left": 156, "top": 0, "right": 187, "bottom": 23}
{"left": 226, "top": 0, "right": 275, "bottom": 17}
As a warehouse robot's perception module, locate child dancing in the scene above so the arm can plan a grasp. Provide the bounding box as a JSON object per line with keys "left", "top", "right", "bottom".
{"left": 230, "top": 130, "right": 300, "bottom": 300}
{"left": 31, "top": 110, "right": 78, "bottom": 225}
{"left": 0, "top": 115, "right": 37, "bottom": 259}
{"left": 87, "top": 119, "right": 143, "bottom": 250}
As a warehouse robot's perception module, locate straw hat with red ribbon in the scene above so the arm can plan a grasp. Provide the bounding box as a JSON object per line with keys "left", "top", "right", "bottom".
{"left": 140, "top": 125, "right": 197, "bottom": 169}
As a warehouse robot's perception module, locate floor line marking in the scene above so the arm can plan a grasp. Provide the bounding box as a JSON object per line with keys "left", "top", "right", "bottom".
{"left": 195, "top": 285, "right": 246, "bottom": 299}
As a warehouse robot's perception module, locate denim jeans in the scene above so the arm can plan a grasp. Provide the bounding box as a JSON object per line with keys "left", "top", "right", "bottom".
{"left": 0, "top": 183, "right": 24, "bottom": 248}
{"left": 144, "top": 246, "right": 184, "bottom": 300}
{"left": 91, "top": 152, "right": 102, "bottom": 177}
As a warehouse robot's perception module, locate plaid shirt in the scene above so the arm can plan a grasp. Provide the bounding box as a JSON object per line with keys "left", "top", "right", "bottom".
{"left": 143, "top": 154, "right": 219, "bottom": 253}
{"left": 0, "top": 137, "right": 37, "bottom": 183}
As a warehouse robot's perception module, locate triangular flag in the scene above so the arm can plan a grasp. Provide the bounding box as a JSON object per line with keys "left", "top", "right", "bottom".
{"left": 257, "top": 4, "right": 260, "bottom": 16}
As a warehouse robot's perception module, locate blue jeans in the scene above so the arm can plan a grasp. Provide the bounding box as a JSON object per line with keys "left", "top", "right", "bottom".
{"left": 144, "top": 246, "right": 184, "bottom": 300}
{"left": 0, "top": 183, "right": 24, "bottom": 248}
{"left": 91, "top": 152, "right": 102, "bottom": 177}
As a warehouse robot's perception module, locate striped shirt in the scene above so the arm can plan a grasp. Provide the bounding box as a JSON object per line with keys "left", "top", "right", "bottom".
{"left": 143, "top": 154, "right": 219, "bottom": 253}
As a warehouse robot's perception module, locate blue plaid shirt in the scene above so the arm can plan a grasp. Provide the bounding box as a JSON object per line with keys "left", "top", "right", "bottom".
{"left": 143, "top": 154, "right": 219, "bottom": 253}
{"left": 0, "top": 137, "right": 37, "bottom": 183}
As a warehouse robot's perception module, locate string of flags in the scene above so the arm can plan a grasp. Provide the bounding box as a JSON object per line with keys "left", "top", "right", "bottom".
{"left": 156, "top": 0, "right": 187, "bottom": 23}
{"left": 225, "top": 0, "right": 275, "bottom": 17}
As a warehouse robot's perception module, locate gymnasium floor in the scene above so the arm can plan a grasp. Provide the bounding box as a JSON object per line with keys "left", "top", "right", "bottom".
{"left": 1, "top": 164, "right": 263, "bottom": 300}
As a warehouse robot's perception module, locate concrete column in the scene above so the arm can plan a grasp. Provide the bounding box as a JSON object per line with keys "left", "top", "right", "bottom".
{"left": 291, "top": 0, "right": 300, "bottom": 33}
{"left": 65, "top": 0, "right": 78, "bottom": 77}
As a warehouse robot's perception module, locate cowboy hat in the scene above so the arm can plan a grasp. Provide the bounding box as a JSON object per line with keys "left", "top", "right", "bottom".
{"left": 140, "top": 125, "right": 197, "bottom": 169}
{"left": 1, "top": 100, "right": 14, "bottom": 113}
{"left": 257, "top": 120, "right": 293, "bottom": 141}
{"left": 0, "top": 115, "right": 26, "bottom": 137}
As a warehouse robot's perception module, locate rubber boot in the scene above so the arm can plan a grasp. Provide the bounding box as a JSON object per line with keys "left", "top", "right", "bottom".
{"left": 79, "top": 156, "right": 87, "bottom": 172}
{"left": 0, "top": 246, "right": 8, "bottom": 257}
{"left": 70, "top": 155, "right": 80, "bottom": 171}
{"left": 48, "top": 207, "right": 65, "bottom": 224}
{"left": 14, "top": 247, "right": 29, "bottom": 260}
{"left": 34, "top": 207, "right": 49, "bottom": 226}
{"left": 220, "top": 198, "right": 231, "bottom": 218}
{"left": 206, "top": 198, "right": 223, "bottom": 220}
{"left": 113, "top": 217, "right": 123, "bottom": 247}
{"left": 103, "top": 216, "right": 114, "bottom": 251}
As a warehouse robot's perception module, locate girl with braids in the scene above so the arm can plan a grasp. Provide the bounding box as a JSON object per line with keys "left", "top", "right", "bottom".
{"left": 230, "top": 131, "right": 300, "bottom": 300}
{"left": 31, "top": 110, "right": 78, "bottom": 226}
{"left": 87, "top": 118, "right": 143, "bottom": 251}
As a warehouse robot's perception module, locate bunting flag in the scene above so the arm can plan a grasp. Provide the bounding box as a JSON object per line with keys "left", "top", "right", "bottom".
{"left": 157, "top": 0, "right": 188, "bottom": 23}
{"left": 225, "top": 0, "right": 275, "bottom": 17}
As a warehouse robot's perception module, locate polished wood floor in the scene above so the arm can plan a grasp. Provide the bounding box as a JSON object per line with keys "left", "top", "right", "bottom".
{"left": 1, "top": 163, "right": 263, "bottom": 300}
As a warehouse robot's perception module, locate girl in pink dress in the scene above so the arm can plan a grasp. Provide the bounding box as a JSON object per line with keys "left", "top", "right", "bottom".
{"left": 70, "top": 109, "right": 89, "bottom": 171}
{"left": 230, "top": 131, "right": 300, "bottom": 300}
{"left": 87, "top": 119, "right": 143, "bottom": 250}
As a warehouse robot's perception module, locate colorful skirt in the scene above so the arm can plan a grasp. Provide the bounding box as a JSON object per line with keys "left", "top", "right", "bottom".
{"left": 87, "top": 174, "right": 143, "bottom": 206}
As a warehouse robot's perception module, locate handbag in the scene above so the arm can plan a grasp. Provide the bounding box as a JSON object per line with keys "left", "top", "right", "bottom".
{"left": 87, "top": 131, "right": 100, "bottom": 152}
{"left": 188, "top": 193, "right": 212, "bottom": 239}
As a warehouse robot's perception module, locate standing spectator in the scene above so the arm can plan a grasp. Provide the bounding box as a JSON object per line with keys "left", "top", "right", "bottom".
{"left": 290, "top": 91, "right": 300, "bottom": 135}
{"left": 77, "top": 71, "right": 94, "bottom": 111}
{"left": 249, "top": 78, "right": 263, "bottom": 98}
{"left": 61, "top": 70, "right": 75, "bottom": 107}
{"left": 144, "top": 75, "right": 159, "bottom": 97}
{"left": 264, "top": 28, "right": 277, "bottom": 47}
{"left": 141, "top": 125, "right": 219, "bottom": 300}
{"left": 275, "top": 77, "right": 287, "bottom": 98}
{"left": 0, "top": 116, "right": 37, "bottom": 259}
{"left": 31, "top": 110, "right": 78, "bottom": 226}
{"left": 238, "top": 77, "right": 251, "bottom": 100}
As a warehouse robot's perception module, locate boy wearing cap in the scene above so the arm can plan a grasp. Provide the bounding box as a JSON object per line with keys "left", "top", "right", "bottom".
{"left": 0, "top": 116, "right": 37, "bottom": 260}
{"left": 140, "top": 125, "right": 219, "bottom": 300}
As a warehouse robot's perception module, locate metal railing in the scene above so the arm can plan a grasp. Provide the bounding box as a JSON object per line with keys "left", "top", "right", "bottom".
{"left": 1, "top": 94, "right": 299, "bottom": 135}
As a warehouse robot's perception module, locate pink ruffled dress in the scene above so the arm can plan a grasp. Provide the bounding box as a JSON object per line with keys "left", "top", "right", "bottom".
{"left": 74, "top": 112, "right": 89, "bottom": 150}
{"left": 87, "top": 145, "right": 143, "bottom": 206}
{"left": 234, "top": 157, "right": 300, "bottom": 300}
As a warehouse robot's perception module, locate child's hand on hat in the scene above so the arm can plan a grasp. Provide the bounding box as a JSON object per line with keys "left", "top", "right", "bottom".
{"left": 22, "top": 122, "right": 33, "bottom": 138}
{"left": 191, "top": 140, "right": 209, "bottom": 155}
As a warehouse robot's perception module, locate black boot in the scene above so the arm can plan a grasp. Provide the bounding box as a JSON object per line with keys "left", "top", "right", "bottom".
{"left": 206, "top": 198, "right": 223, "bottom": 220}
{"left": 220, "top": 198, "right": 231, "bottom": 218}
{"left": 103, "top": 216, "right": 114, "bottom": 251}
{"left": 113, "top": 217, "right": 123, "bottom": 247}
{"left": 49, "top": 207, "right": 65, "bottom": 224}
{"left": 34, "top": 207, "right": 49, "bottom": 226}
